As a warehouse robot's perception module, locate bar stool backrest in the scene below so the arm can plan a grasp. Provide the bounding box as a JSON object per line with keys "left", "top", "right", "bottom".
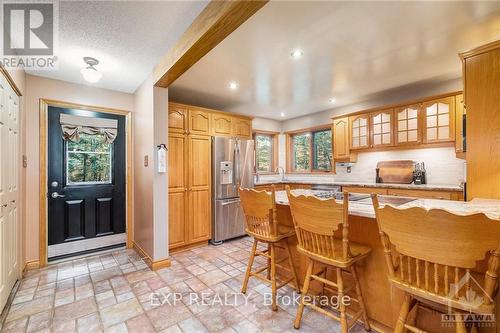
{"left": 239, "top": 186, "right": 278, "bottom": 239}
{"left": 371, "top": 194, "right": 500, "bottom": 311}
{"left": 286, "top": 188, "right": 350, "bottom": 261}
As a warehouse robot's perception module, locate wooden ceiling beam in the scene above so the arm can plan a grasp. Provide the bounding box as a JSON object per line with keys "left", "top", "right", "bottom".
{"left": 153, "top": 0, "right": 268, "bottom": 88}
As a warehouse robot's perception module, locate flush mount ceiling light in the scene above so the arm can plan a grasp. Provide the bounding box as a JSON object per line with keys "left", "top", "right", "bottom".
{"left": 80, "top": 57, "right": 103, "bottom": 83}
{"left": 290, "top": 49, "right": 304, "bottom": 59}
{"left": 329, "top": 97, "right": 337, "bottom": 103}
{"left": 228, "top": 81, "right": 239, "bottom": 91}
{"left": 280, "top": 112, "right": 285, "bottom": 117}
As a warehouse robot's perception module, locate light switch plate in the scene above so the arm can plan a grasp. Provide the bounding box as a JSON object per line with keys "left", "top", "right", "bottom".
{"left": 144, "top": 155, "right": 149, "bottom": 167}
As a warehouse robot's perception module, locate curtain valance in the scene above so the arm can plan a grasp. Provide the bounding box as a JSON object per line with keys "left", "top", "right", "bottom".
{"left": 60, "top": 114, "right": 118, "bottom": 144}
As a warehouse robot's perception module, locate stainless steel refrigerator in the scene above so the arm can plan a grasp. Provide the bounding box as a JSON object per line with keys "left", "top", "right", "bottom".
{"left": 211, "top": 136, "right": 254, "bottom": 244}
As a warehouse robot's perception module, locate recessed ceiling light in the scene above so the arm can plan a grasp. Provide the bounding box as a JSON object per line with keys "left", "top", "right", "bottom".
{"left": 280, "top": 112, "right": 285, "bottom": 117}
{"left": 80, "top": 57, "right": 102, "bottom": 83}
{"left": 329, "top": 97, "right": 337, "bottom": 103}
{"left": 228, "top": 81, "right": 238, "bottom": 90}
{"left": 290, "top": 49, "right": 304, "bottom": 59}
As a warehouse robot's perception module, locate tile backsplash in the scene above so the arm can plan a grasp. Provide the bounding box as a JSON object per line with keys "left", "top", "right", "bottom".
{"left": 334, "top": 147, "right": 465, "bottom": 185}
{"left": 260, "top": 146, "right": 465, "bottom": 185}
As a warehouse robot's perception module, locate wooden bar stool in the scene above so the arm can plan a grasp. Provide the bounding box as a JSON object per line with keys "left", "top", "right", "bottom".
{"left": 239, "top": 186, "right": 300, "bottom": 311}
{"left": 372, "top": 194, "right": 500, "bottom": 333}
{"left": 286, "top": 188, "right": 372, "bottom": 333}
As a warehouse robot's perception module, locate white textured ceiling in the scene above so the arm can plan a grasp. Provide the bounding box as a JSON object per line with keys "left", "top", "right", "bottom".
{"left": 25, "top": 1, "right": 208, "bottom": 93}
{"left": 170, "top": 1, "right": 500, "bottom": 120}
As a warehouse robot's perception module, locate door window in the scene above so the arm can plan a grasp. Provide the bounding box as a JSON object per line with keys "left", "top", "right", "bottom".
{"left": 66, "top": 133, "right": 112, "bottom": 184}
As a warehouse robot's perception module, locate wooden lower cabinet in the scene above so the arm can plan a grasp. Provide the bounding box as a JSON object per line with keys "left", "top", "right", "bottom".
{"left": 168, "top": 134, "right": 212, "bottom": 251}
{"left": 342, "top": 186, "right": 387, "bottom": 195}
{"left": 254, "top": 184, "right": 284, "bottom": 191}
{"left": 253, "top": 183, "right": 311, "bottom": 191}
{"left": 286, "top": 184, "right": 312, "bottom": 190}
{"left": 254, "top": 183, "right": 464, "bottom": 201}
{"left": 342, "top": 185, "right": 463, "bottom": 201}
{"left": 387, "top": 188, "right": 452, "bottom": 200}
{"left": 168, "top": 191, "right": 187, "bottom": 248}
{"left": 188, "top": 189, "right": 211, "bottom": 243}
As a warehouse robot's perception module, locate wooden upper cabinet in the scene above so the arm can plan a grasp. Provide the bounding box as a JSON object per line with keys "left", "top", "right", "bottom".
{"left": 370, "top": 109, "right": 394, "bottom": 147}
{"left": 168, "top": 133, "right": 187, "bottom": 191}
{"left": 212, "top": 113, "right": 232, "bottom": 136}
{"left": 423, "top": 96, "right": 455, "bottom": 143}
{"left": 188, "top": 108, "right": 211, "bottom": 135}
{"left": 333, "top": 117, "right": 356, "bottom": 161}
{"left": 232, "top": 118, "right": 252, "bottom": 138}
{"left": 349, "top": 114, "right": 370, "bottom": 150}
{"left": 455, "top": 94, "right": 465, "bottom": 155}
{"left": 168, "top": 103, "right": 188, "bottom": 133}
{"left": 395, "top": 104, "right": 421, "bottom": 145}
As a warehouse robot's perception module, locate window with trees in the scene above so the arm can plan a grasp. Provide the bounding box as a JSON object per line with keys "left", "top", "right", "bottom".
{"left": 254, "top": 132, "right": 277, "bottom": 173}
{"left": 288, "top": 127, "right": 332, "bottom": 172}
{"left": 66, "top": 133, "right": 113, "bottom": 184}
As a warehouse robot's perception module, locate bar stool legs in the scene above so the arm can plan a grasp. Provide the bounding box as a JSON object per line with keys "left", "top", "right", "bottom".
{"left": 337, "top": 268, "right": 348, "bottom": 333}
{"left": 270, "top": 243, "right": 277, "bottom": 311}
{"left": 241, "top": 237, "right": 300, "bottom": 312}
{"left": 293, "top": 259, "right": 371, "bottom": 332}
{"left": 241, "top": 239, "right": 258, "bottom": 294}
{"left": 351, "top": 266, "right": 371, "bottom": 331}
{"left": 294, "top": 259, "right": 314, "bottom": 329}
{"left": 285, "top": 240, "right": 301, "bottom": 294}
{"left": 395, "top": 294, "right": 414, "bottom": 333}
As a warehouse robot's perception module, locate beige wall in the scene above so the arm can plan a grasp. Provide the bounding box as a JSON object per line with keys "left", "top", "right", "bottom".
{"left": 152, "top": 87, "right": 169, "bottom": 261}
{"left": 252, "top": 117, "right": 282, "bottom": 133}
{"left": 132, "top": 76, "right": 155, "bottom": 257}
{"left": 24, "top": 75, "right": 134, "bottom": 262}
{"left": 132, "top": 77, "right": 170, "bottom": 261}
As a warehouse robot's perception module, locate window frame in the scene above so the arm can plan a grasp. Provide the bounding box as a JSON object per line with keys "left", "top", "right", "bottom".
{"left": 286, "top": 125, "right": 334, "bottom": 173}
{"left": 253, "top": 131, "right": 279, "bottom": 174}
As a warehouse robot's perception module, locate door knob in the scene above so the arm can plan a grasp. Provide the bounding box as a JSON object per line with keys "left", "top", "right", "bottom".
{"left": 51, "top": 192, "right": 66, "bottom": 199}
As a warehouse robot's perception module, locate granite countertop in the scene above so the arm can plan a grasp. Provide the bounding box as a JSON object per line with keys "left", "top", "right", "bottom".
{"left": 274, "top": 190, "right": 500, "bottom": 220}
{"left": 255, "top": 180, "right": 463, "bottom": 192}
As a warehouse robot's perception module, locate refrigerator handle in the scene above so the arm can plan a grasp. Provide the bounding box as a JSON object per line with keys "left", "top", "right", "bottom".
{"left": 232, "top": 141, "right": 238, "bottom": 187}
{"left": 236, "top": 141, "right": 242, "bottom": 186}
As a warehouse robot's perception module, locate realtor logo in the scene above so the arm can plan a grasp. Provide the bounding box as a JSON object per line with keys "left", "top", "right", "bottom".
{"left": 441, "top": 271, "right": 496, "bottom": 328}
{"left": 3, "top": 3, "right": 53, "bottom": 55}
{"left": 1, "top": 1, "right": 58, "bottom": 70}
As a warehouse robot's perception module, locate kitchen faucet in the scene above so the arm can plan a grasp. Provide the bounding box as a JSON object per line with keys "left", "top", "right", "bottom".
{"left": 275, "top": 166, "right": 286, "bottom": 181}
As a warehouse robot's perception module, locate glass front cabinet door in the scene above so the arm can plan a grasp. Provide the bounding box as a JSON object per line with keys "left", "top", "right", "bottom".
{"left": 349, "top": 114, "right": 370, "bottom": 150}
{"left": 395, "top": 104, "right": 421, "bottom": 145}
{"left": 423, "top": 96, "right": 455, "bottom": 143}
{"left": 370, "top": 109, "right": 394, "bottom": 147}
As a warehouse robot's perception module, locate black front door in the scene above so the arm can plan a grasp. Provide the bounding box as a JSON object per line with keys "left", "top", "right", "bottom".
{"left": 47, "top": 106, "right": 126, "bottom": 256}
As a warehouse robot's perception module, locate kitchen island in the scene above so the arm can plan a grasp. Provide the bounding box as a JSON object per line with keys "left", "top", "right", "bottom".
{"left": 273, "top": 190, "right": 500, "bottom": 332}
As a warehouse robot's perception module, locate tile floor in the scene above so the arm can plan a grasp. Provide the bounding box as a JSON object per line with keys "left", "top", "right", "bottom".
{"left": 0, "top": 237, "right": 367, "bottom": 333}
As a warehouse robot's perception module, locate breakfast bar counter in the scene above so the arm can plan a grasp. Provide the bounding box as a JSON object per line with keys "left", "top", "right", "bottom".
{"left": 273, "top": 190, "right": 500, "bottom": 332}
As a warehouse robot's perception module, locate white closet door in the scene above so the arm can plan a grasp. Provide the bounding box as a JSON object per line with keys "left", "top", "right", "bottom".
{"left": 0, "top": 74, "right": 20, "bottom": 311}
